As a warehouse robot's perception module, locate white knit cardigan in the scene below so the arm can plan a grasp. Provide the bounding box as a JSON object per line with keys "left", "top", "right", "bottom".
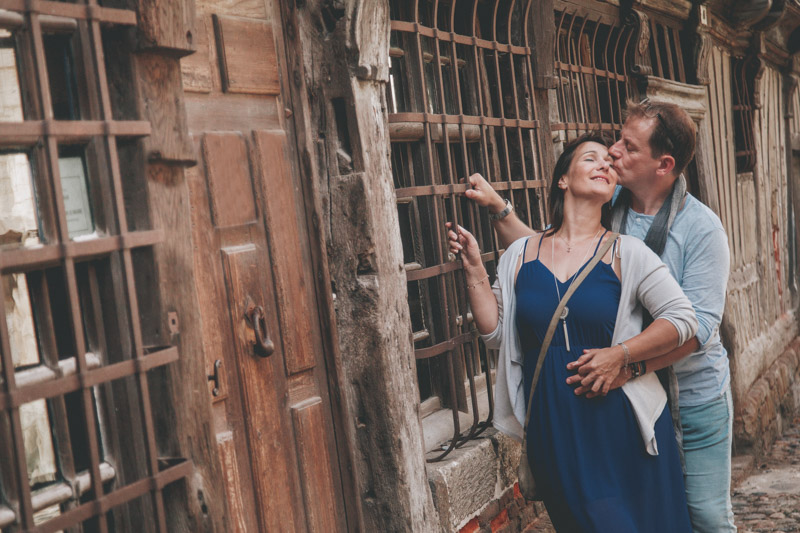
{"left": 483, "top": 234, "right": 698, "bottom": 455}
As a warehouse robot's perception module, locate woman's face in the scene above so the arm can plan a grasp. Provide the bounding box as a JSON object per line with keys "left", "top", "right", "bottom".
{"left": 559, "top": 141, "right": 619, "bottom": 203}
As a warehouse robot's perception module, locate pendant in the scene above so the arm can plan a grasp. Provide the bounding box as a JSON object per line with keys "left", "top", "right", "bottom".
{"left": 560, "top": 307, "right": 570, "bottom": 352}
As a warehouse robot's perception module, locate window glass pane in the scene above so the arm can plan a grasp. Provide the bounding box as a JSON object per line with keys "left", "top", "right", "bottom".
{"left": 58, "top": 154, "right": 94, "bottom": 239}
{"left": 3, "top": 273, "right": 40, "bottom": 368}
{"left": 43, "top": 33, "right": 80, "bottom": 120}
{"left": 21, "top": 399, "right": 57, "bottom": 486}
{"left": 0, "top": 31, "right": 23, "bottom": 121}
{"left": 0, "top": 152, "right": 39, "bottom": 248}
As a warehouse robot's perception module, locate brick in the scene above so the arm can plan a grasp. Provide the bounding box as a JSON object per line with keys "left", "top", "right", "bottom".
{"left": 460, "top": 517, "right": 480, "bottom": 533}
{"left": 491, "top": 509, "right": 509, "bottom": 532}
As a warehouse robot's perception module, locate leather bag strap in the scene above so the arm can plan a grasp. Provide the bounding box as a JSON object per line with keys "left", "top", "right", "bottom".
{"left": 521, "top": 233, "right": 619, "bottom": 436}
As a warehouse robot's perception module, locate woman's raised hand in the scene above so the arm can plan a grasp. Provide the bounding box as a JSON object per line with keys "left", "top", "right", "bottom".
{"left": 446, "top": 222, "right": 482, "bottom": 270}
{"left": 447, "top": 222, "right": 499, "bottom": 335}
{"left": 463, "top": 173, "right": 507, "bottom": 214}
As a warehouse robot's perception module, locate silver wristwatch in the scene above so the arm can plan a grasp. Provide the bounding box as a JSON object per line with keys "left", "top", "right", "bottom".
{"left": 489, "top": 198, "right": 513, "bottom": 222}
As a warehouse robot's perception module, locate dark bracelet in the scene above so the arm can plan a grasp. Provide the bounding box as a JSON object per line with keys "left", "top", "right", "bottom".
{"left": 627, "top": 360, "right": 647, "bottom": 378}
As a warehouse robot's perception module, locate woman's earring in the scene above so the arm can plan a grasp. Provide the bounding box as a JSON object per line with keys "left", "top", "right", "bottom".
{"left": 559, "top": 181, "right": 567, "bottom": 189}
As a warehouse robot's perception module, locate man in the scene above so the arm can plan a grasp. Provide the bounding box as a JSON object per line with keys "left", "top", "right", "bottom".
{"left": 466, "top": 101, "right": 734, "bottom": 532}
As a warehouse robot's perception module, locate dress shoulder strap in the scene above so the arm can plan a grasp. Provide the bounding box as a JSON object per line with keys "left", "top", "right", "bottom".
{"left": 592, "top": 229, "right": 610, "bottom": 255}
{"left": 535, "top": 231, "right": 546, "bottom": 260}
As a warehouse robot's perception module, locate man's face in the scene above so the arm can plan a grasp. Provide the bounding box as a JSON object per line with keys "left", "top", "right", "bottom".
{"left": 608, "top": 117, "right": 661, "bottom": 188}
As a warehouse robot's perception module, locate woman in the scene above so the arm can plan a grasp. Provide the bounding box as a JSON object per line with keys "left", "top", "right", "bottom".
{"left": 448, "top": 134, "right": 695, "bottom": 532}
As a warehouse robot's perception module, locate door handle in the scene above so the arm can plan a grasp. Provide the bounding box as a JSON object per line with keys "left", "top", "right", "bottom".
{"left": 247, "top": 305, "right": 275, "bottom": 358}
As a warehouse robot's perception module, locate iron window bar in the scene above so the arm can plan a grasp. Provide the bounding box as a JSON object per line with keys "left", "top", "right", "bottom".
{"left": 553, "top": 4, "right": 633, "bottom": 139}
{"left": 732, "top": 56, "right": 757, "bottom": 173}
{"left": 646, "top": 15, "right": 686, "bottom": 84}
{"left": 389, "top": 0, "right": 548, "bottom": 462}
{"left": 0, "top": 0, "right": 190, "bottom": 530}
{"left": 0, "top": 462, "right": 116, "bottom": 529}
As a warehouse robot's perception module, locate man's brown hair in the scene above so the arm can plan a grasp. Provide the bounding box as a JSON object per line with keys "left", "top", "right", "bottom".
{"left": 625, "top": 99, "right": 697, "bottom": 177}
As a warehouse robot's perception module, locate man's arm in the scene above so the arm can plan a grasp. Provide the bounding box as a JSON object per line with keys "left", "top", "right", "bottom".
{"left": 570, "top": 222, "right": 730, "bottom": 397}
{"left": 676, "top": 226, "right": 730, "bottom": 354}
{"left": 465, "top": 173, "right": 535, "bottom": 248}
{"left": 570, "top": 336, "right": 700, "bottom": 398}
{"left": 641, "top": 336, "right": 700, "bottom": 374}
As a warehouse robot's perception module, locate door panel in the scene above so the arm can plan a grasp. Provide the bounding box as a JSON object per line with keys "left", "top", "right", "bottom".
{"left": 216, "top": 431, "right": 250, "bottom": 533}
{"left": 185, "top": 161, "right": 262, "bottom": 532}
{"left": 221, "top": 244, "right": 301, "bottom": 531}
{"left": 253, "top": 130, "right": 316, "bottom": 374}
{"left": 292, "top": 398, "right": 340, "bottom": 532}
{"left": 203, "top": 133, "right": 258, "bottom": 228}
{"left": 181, "top": 5, "right": 349, "bottom": 530}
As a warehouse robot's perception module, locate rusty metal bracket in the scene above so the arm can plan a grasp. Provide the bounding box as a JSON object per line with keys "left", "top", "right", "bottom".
{"left": 207, "top": 360, "right": 222, "bottom": 396}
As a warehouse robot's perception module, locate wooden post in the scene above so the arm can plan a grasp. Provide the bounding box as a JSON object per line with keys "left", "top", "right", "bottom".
{"left": 277, "top": 0, "right": 439, "bottom": 530}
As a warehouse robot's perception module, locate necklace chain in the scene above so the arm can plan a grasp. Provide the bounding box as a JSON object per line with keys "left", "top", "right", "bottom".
{"left": 552, "top": 228, "right": 603, "bottom": 301}
{"left": 557, "top": 230, "right": 601, "bottom": 254}
{"left": 550, "top": 228, "right": 603, "bottom": 352}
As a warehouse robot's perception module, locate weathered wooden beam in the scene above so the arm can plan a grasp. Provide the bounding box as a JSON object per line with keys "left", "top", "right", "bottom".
{"left": 531, "top": 0, "right": 557, "bottom": 89}
{"left": 277, "top": 0, "right": 439, "bottom": 531}
{"left": 132, "top": 53, "right": 196, "bottom": 165}
{"left": 105, "top": 0, "right": 195, "bottom": 55}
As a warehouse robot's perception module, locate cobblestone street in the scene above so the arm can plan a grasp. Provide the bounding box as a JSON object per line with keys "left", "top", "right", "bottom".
{"left": 733, "top": 419, "right": 800, "bottom": 533}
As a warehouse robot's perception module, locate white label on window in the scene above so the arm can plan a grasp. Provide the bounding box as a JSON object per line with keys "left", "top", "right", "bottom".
{"left": 58, "top": 156, "right": 94, "bottom": 238}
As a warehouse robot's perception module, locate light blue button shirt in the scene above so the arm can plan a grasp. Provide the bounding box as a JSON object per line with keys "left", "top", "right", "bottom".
{"left": 619, "top": 193, "right": 731, "bottom": 406}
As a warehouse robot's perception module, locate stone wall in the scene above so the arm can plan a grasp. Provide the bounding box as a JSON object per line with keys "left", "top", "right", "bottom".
{"left": 735, "top": 336, "right": 800, "bottom": 457}
{"left": 428, "top": 430, "right": 547, "bottom": 532}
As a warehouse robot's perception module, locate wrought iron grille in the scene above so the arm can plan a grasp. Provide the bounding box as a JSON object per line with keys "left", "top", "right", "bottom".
{"left": 388, "top": 0, "right": 548, "bottom": 461}
{"left": 646, "top": 14, "right": 686, "bottom": 83}
{"left": 0, "top": 1, "right": 189, "bottom": 531}
{"left": 732, "top": 56, "right": 757, "bottom": 173}
{"left": 553, "top": 2, "right": 632, "bottom": 139}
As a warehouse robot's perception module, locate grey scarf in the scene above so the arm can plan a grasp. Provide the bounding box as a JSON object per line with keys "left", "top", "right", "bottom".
{"left": 611, "top": 174, "right": 687, "bottom": 256}
{"left": 610, "top": 174, "right": 688, "bottom": 469}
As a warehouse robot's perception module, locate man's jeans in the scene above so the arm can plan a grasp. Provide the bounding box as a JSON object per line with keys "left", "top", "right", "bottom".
{"left": 680, "top": 386, "right": 736, "bottom": 532}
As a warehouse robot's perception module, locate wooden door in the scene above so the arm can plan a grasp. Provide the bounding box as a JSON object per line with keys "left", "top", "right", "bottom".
{"left": 180, "top": 3, "right": 348, "bottom": 531}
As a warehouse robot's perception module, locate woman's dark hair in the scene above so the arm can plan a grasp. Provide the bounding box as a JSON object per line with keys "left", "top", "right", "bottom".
{"left": 547, "top": 132, "right": 614, "bottom": 236}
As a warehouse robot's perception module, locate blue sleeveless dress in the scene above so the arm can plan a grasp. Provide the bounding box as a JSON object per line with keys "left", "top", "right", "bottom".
{"left": 516, "top": 233, "right": 691, "bottom": 532}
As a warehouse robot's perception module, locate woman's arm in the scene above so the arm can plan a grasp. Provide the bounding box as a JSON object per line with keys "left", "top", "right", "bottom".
{"left": 446, "top": 223, "right": 499, "bottom": 334}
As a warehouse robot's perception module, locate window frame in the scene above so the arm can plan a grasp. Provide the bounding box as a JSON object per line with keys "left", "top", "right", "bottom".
{"left": 0, "top": 2, "right": 189, "bottom": 531}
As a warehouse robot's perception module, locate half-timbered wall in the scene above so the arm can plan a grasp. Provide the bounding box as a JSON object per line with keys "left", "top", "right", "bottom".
{"left": 703, "top": 40, "right": 797, "bottom": 401}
